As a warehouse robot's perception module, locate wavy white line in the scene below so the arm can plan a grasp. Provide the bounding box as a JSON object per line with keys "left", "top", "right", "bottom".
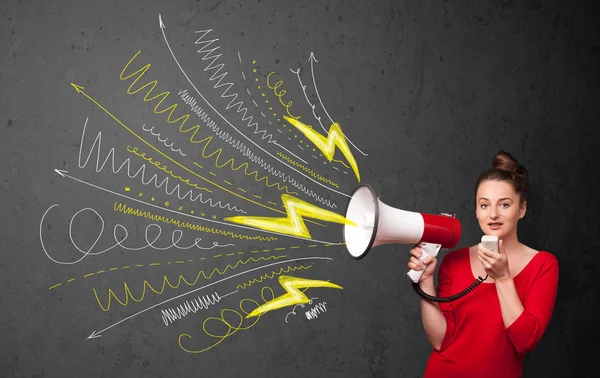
{"left": 78, "top": 117, "right": 245, "bottom": 212}
{"left": 178, "top": 90, "right": 338, "bottom": 209}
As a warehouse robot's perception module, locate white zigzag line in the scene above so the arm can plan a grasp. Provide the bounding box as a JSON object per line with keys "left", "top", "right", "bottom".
{"left": 78, "top": 118, "right": 246, "bottom": 213}
{"left": 178, "top": 89, "right": 337, "bottom": 209}
{"left": 194, "top": 30, "right": 274, "bottom": 142}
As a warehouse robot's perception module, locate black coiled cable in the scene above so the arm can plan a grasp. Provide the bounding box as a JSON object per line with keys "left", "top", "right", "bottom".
{"left": 412, "top": 274, "right": 489, "bottom": 303}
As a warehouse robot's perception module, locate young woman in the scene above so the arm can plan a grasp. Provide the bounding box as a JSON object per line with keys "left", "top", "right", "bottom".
{"left": 408, "top": 151, "right": 559, "bottom": 378}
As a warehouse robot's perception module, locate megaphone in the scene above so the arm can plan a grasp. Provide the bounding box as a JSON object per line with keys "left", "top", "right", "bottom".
{"left": 343, "top": 184, "right": 461, "bottom": 283}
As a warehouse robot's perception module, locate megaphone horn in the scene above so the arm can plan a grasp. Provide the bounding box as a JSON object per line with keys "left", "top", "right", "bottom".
{"left": 343, "top": 184, "right": 461, "bottom": 283}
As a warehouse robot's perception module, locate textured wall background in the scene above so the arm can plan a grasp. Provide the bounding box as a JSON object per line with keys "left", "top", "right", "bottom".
{"left": 1, "top": 0, "right": 598, "bottom": 377}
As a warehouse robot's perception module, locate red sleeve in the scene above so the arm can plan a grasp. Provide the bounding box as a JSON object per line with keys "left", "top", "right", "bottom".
{"left": 506, "top": 255, "right": 559, "bottom": 354}
{"left": 435, "top": 255, "right": 455, "bottom": 352}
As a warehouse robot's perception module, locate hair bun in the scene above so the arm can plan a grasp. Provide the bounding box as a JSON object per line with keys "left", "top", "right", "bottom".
{"left": 492, "top": 151, "right": 519, "bottom": 172}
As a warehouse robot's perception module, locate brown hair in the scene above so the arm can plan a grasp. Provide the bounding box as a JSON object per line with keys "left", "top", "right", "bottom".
{"left": 475, "top": 151, "right": 529, "bottom": 204}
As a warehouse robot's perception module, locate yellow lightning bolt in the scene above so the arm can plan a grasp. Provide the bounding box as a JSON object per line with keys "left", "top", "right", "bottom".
{"left": 224, "top": 194, "right": 356, "bottom": 239}
{"left": 283, "top": 116, "right": 360, "bottom": 182}
{"left": 246, "top": 275, "right": 342, "bottom": 318}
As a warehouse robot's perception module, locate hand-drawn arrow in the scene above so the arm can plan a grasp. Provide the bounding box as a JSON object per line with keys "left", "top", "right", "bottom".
{"left": 158, "top": 14, "right": 353, "bottom": 198}
{"left": 50, "top": 168, "right": 343, "bottom": 245}
{"left": 86, "top": 256, "right": 332, "bottom": 339}
{"left": 308, "top": 52, "right": 368, "bottom": 157}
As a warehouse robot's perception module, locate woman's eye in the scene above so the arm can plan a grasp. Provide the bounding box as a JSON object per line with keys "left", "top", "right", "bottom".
{"left": 480, "top": 204, "right": 488, "bottom": 208}
{"left": 502, "top": 203, "right": 510, "bottom": 208}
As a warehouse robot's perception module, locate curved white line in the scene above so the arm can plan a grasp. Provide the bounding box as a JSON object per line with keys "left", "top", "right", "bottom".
{"left": 158, "top": 15, "right": 351, "bottom": 199}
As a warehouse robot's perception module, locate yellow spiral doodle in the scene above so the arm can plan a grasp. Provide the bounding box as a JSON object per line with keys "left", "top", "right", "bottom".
{"left": 93, "top": 256, "right": 286, "bottom": 311}
{"left": 178, "top": 286, "right": 275, "bottom": 354}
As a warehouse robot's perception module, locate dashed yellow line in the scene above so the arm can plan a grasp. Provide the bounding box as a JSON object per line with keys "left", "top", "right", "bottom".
{"left": 47, "top": 243, "right": 332, "bottom": 290}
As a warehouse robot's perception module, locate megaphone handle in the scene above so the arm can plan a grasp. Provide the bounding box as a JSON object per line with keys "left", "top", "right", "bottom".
{"left": 407, "top": 243, "right": 441, "bottom": 283}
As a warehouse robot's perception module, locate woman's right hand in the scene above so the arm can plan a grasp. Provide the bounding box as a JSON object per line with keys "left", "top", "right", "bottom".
{"left": 408, "top": 244, "right": 438, "bottom": 282}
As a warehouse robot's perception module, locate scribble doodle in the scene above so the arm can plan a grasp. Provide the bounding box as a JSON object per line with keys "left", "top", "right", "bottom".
{"left": 86, "top": 257, "right": 332, "bottom": 339}
{"left": 141, "top": 123, "right": 187, "bottom": 157}
{"left": 159, "top": 19, "right": 352, "bottom": 201}
{"left": 246, "top": 275, "right": 343, "bottom": 318}
{"left": 178, "top": 89, "right": 338, "bottom": 208}
{"left": 236, "top": 265, "right": 312, "bottom": 290}
{"left": 178, "top": 286, "right": 275, "bottom": 354}
{"left": 266, "top": 72, "right": 300, "bottom": 120}
{"left": 284, "top": 116, "right": 361, "bottom": 183}
{"left": 127, "top": 144, "right": 282, "bottom": 210}
{"left": 305, "top": 302, "right": 328, "bottom": 320}
{"left": 276, "top": 151, "right": 340, "bottom": 188}
{"left": 285, "top": 296, "right": 318, "bottom": 323}
{"left": 193, "top": 30, "right": 274, "bottom": 139}
{"left": 116, "top": 55, "right": 320, "bottom": 210}
{"left": 39, "top": 204, "right": 239, "bottom": 266}
{"left": 113, "top": 202, "right": 277, "bottom": 241}
{"left": 78, "top": 117, "right": 245, "bottom": 212}
{"left": 74, "top": 84, "right": 306, "bottom": 219}
{"left": 161, "top": 291, "right": 228, "bottom": 326}
{"left": 93, "top": 255, "right": 286, "bottom": 311}
{"left": 225, "top": 194, "right": 356, "bottom": 239}
{"left": 48, "top": 251, "right": 250, "bottom": 291}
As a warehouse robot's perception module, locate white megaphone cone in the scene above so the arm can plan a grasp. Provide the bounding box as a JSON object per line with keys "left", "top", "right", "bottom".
{"left": 343, "top": 184, "right": 461, "bottom": 283}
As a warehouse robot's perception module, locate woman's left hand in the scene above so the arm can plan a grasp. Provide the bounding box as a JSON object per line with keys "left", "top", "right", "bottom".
{"left": 478, "top": 239, "right": 511, "bottom": 281}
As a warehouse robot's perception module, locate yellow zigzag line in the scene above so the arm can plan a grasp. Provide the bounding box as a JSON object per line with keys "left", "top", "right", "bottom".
{"left": 332, "top": 158, "right": 350, "bottom": 169}
{"left": 119, "top": 51, "right": 295, "bottom": 195}
{"left": 93, "top": 255, "right": 286, "bottom": 311}
{"left": 236, "top": 265, "right": 312, "bottom": 290}
{"left": 276, "top": 151, "right": 340, "bottom": 188}
{"left": 113, "top": 201, "right": 278, "bottom": 242}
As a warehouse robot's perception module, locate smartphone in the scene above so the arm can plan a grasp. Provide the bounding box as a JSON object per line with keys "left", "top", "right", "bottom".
{"left": 481, "top": 235, "right": 499, "bottom": 252}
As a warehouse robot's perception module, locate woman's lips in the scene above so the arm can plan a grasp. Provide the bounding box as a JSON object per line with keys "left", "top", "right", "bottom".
{"left": 489, "top": 223, "right": 503, "bottom": 230}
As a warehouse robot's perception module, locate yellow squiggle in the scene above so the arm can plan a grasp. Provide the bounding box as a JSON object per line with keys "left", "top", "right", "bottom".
{"left": 236, "top": 265, "right": 312, "bottom": 290}
{"left": 113, "top": 201, "right": 277, "bottom": 242}
{"left": 276, "top": 151, "right": 340, "bottom": 188}
{"left": 202, "top": 151, "right": 299, "bottom": 195}
{"left": 119, "top": 51, "right": 295, "bottom": 195}
{"left": 126, "top": 145, "right": 212, "bottom": 193}
{"left": 331, "top": 158, "right": 350, "bottom": 169}
{"left": 178, "top": 286, "right": 274, "bottom": 354}
{"left": 93, "top": 255, "right": 286, "bottom": 311}
{"left": 266, "top": 72, "right": 300, "bottom": 120}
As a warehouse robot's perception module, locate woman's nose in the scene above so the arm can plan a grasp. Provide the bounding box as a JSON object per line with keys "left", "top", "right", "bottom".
{"left": 490, "top": 207, "right": 498, "bottom": 218}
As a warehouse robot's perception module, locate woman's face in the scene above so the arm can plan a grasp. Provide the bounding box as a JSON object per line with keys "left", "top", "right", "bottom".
{"left": 476, "top": 180, "right": 527, "bottom": 238}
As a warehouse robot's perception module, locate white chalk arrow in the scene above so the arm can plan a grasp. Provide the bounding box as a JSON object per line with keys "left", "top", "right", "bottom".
{"left": 50, "top": 169, "right": 341, "bottom": 245}
{"left": 158, "top": 14, "right": 352, "bottom": 198}
{"left": 86, "top": 256, "right": 331, "bottom": 340}
{"left": 308, "top": 52, "right": 368, "bottom": 157}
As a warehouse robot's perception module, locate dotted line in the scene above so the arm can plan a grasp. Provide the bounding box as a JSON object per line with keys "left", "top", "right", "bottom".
{"left": 47, "top": 243, "right": 337, "bottom": 290}
{"left": 243, "top": 59, "right": 352, "bottom": 175}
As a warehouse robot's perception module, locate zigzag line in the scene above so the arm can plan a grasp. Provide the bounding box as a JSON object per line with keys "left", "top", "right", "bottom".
{"left": 236, "top": 265, "right": 312, "bottom": 290}
{"left": 194, "top": 29, "right": 274, "bottom": 141}
{"left": 179, "top": 89, "right": 338, "bottom": 209}
{"left": 118, "top": 52, "right": 296, "bottom": 196}
{"left": 276, "top": 151, "right": 340, "bottom": 188}
{"left": 93, "top": 255, "right": 286, "bottom": 311}
{"left": 78, "top": 120, "right": 245, "bottom": 212}
{"left": 113, "top": 201, "right": 277, "bottom": 242}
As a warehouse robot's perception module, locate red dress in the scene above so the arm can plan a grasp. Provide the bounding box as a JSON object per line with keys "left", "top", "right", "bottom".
{"left": 424, "top": 248, "right": 559, "bottom": 378}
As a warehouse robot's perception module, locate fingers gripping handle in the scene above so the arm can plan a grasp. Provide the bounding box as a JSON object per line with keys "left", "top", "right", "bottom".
{"left": 407, "top": 243, "right": 442, "bottom": 283}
